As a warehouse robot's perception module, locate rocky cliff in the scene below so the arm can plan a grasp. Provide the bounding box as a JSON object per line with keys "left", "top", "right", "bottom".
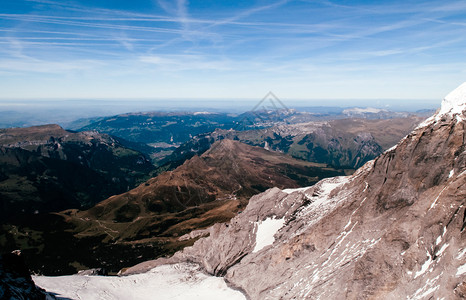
{"left": 125, "top": 83, "right": 466, "bottom": 299}
{"left": 0, "top": 251, "right": 53, "bottom": 299}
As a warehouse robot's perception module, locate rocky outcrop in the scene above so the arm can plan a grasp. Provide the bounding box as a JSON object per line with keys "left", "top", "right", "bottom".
{"left": 125, "top": 83, "right": 466, "bottom": 299}
{"left": 0, "top": 251, "right": 53, "bottom": 300}
{"left": 77, "top": 268, "right": 108, "bottom": 276}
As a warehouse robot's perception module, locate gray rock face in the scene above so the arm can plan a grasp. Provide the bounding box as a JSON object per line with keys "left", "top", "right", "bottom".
{"left": 223, "top": 112, "right": 466, "bottom": 300}
{"left": 125, "top": 84, "right": 466, "bottom": 299}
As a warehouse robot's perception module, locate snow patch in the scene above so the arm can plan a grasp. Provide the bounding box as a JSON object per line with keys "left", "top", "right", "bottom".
{"left": 264, "top": 141, "right": 270, "bottom": 151}
{"left": 455, "top": 247, "right": 466, "bottom": 276}
{"left": 457, "top": 264, "right": 466, "bottom": 276}
{"left": 292, "top": 176, "right": 350, "bottom": 237}
{"left": 385, "top": 144, "right": 398, "bottom": 153}
{"left": 352, "top": 160, "right": 375, "bottom": 178}
{"left": 456, "top": 248, "right": 466, "bottom": 260}
{"left": 449, "top": 169, "right": 454, "bottom": 178}
{"left": 435, "top": 227, "right": 447, "bottom": 246}
{"left": 408, "top": 275, "right": 441, "bottom": 300}
{"left": 343, "top": 107, "right": 385, "bottom": 114}
{"left": 435, "top": 243, "right": 449, "bottom": 257}
{"left": 33, "top": 263, "right": 246, "bottom": 300}
{"left": 193, "top": 111, "right": 215, "bottom": 115}
{"left": 343, "top": 219, "right": 352, "bottom": 230}
{"left": 429, "top": 185, "right": 448, "bottom": 210}
{"left": 362, "top": 181, "right": 369, "bottom": 193}
{"left": 414, "top": 251, "right": 433, "bottom": 279}
{"left": 282, "top": 186, "right": 310, "bottom": 194}
{"left": 317, "top": 177, "right": 347, "bottom": 196}
{"left": 409, "top": 285, "right": 438, "bottom": 300}
{"left": 253, "top": 217, "right": 286, "bottom": 253}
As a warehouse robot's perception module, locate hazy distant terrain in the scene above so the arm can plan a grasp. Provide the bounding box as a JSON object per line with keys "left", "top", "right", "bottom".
{"left": 158, "top": 116, "right": 424, "bottom": 171}
{"left": 0, "top": 99, "right": 436, "bottom": 129}
{"left": 72, "top": 108, "right": 431, "bottom": 164}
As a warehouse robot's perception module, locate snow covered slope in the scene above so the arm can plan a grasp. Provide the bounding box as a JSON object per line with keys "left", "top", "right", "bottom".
{"left": 33, "top": 263, "right": 246, "bottom": 300}
{"left": 439, "top": 82, "right": 466, "bottom": 117}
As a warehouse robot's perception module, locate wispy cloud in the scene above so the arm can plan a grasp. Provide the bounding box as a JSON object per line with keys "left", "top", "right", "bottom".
{"left": 139, "top": 54, "right": 232, "bottom": 71}
{"left": 1, "top": 0, "right": 466, "bottom": 99}
{"left": 208, "top": 0, "right": 290, "bottom": 27}
{"left": 0, "top": 57, "right": 105, "bottom": 74}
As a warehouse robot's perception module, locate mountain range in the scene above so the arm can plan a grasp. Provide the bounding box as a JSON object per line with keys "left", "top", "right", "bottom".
{"left": 118, "top": 83, "right": 466, "bottom": 299}
{"left": 0, "top": 107, "right": 432, "bottom": 278}
{"left": 71, "top": 109, "right": 427, "bottom": 162}
{"left": 0, "top": 125, "right": 156, "bottom": 221}
{"left": 0, "top": 86, "right": 462, "bottom": 298}
{"left": 161, "top": 117, "right": 423, "bottom": 171}
{"left": 1, "top": 139, "right": 347, "bottom": 275}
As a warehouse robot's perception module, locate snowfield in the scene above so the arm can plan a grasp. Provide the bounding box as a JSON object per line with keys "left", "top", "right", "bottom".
{"left": 33, "top": 263, "right": 246, "bottom": 300}
{"left": 252, "top": 217, "right": 286, "bottom": 253}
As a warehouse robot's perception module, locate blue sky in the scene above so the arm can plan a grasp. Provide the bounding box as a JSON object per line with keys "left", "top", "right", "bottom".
{"left": 1, "top": 0, "right": 466, "bottom": 101}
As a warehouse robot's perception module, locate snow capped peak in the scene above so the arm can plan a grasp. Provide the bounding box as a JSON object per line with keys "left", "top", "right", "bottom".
{"left": 416, "top": 82, "right": 466, "bottom": 130}
{"left": 438, "top": 82, "right": 466, "bottom": 117}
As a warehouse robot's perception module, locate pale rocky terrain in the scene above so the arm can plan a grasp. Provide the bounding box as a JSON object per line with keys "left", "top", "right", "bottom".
{"left": 123, "top": 83, "right": 466, "bottom": 299}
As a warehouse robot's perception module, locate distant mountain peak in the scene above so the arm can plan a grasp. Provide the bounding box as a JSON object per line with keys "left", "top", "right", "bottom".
{"left": 210, "top": 138, "right": 240, "bottom": 149}
{"left": 439, "top": 81, "right": 466, "bottom": 117}
{"left": 201, "top": 139, "right": 249, "bottom": 158}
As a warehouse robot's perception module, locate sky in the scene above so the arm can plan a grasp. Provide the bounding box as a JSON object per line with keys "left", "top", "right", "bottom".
{"left": 1, "top": 0, "right": 466, "bottom": 101}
